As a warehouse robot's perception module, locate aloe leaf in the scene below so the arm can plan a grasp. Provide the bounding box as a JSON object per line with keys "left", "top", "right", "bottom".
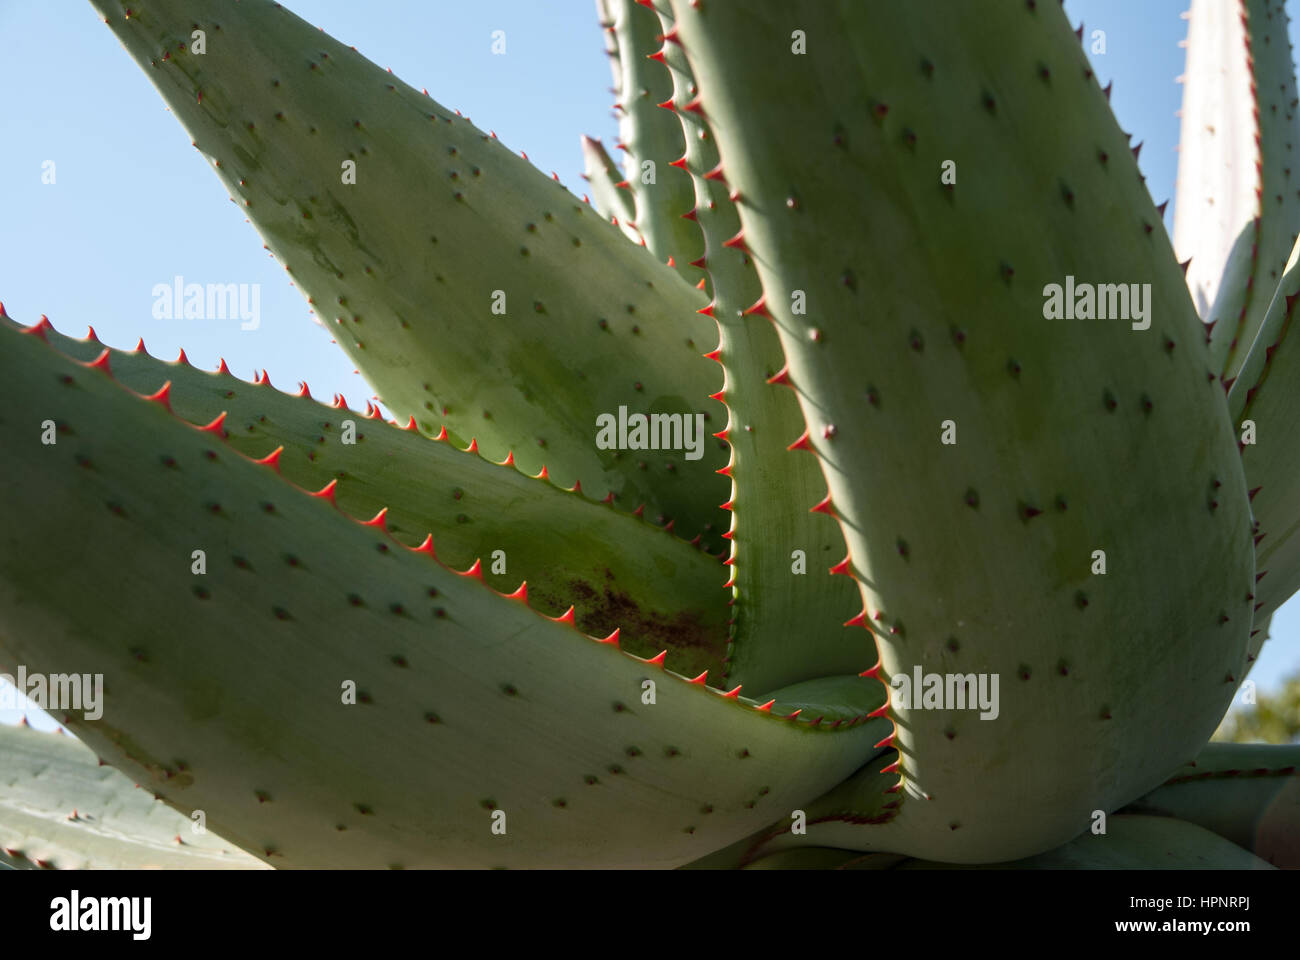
{"left": 896, "top": 815, "right": 1274, "bottom": 870}
{"left": 0, "top": 316, "right": 881, "bottom": 868}
{"left": 92, "top": 0, "right": 728, "bottom": 545}
{"left": 648, "top": 10, "right": 866, "bottom": 693}
{"left": 1228, "top": 236, "right": 1300, "bottom": 619}
{"left": 581, "top": 134, "right": 641, "bottom": 243}
{"left": 1173, "top": 0, "right": 1300, "bottom": 378}
{"left": 669, "top": 0, "right": 1255, "bottom": 863}
{"left": 15, "top": 311, "right": 730, "bottom": 675}
{"left": 1122, "top": 742, "right": 1300, "bottom": 868}
{"left": 602, "top": 0, "right": 705, "bottom": 282}
{"left": 0, "top": 722, "right": 264, "bottom": 870}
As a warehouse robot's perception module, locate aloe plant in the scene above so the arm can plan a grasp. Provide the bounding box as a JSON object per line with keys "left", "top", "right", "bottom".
{"left": 1, "top": 0, "right": 1298, "bottom": 870}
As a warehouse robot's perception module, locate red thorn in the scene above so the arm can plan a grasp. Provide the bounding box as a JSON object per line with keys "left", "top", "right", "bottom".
{"left": 412, "top": 534, "right": 437, "bottom": 558}
{"left": 535, "top": 464, "right": 550, "bottom": 481}
{"left": 133, "top": 337, "right": 146, "bottom": 353}
{"left": 681, "top": 208, "right": 698, "bottom": 221}
{"left": 787, "top": 429, "right": 812, "bottom": 452}
{"left": 873, "top": 733, "right": 896, "bottom": 750}
{"left": 682, "top": 96, "right": 705, "bottom": 115}
{"left": 143, "top": 381, "right": 172, "bottom": 411}
{"left": 785, "top": 708, "right": 803, "bottom": 720}
{"left": 708, "top": 389, "right": 725, "bottom": 403}
{"left": 688, "top": 670, "right": 709, "bottom": 685}
{"left": 503, "top": 582, "right": 528, "bottom": 604}
{"left": 843, "top": 610, "right": 867, "bottom": 628}
{"left": 669, "top": 155, "right": 689, "bottom": 170}
{"left": 697, "top": 302, "right": 716, "bottom": 317}
{"left": 743, "top": 296, "right": 770, "bottom": 318}
{"left": 85, "top": 325, "right": 102, "bottom": 344}
{"left": 646, "top": 650, "right": 668, "bottom": 667}
{"left": 810, "top": 493, "right": 835, "bottom": 515}
{"left": 657, "top": 98, "right": 677, "bottom": 111}
{"left": 829, "top": 555, "right": 852, "bottom": 576}
{"left": 362, "top": 507, "right": 389, "bottom": 530}
{"left": 551, "top": 606, "right": 577, "bottom": 625}
{"left": 703, "top": 163, "right": 726, "bottom": 182}
{"left": 722, "top": 230, "right": 747, "bottom": 252}
{"left": 87, "top": 348, "right": 113, "bottom": 376}
{"left": 500, "top": 450, "right": 516, "bottom": 467}
{"left": 722, "top": 685, "right": 742, "bottom": 698}
{"left": 689, "top": 255, "right": 707, "bottom": 268}
{"left": 310, "top": 478, "right": 338, "bottom": 504}
{"left": 461, "top": 557, "right": 485, "bottom": 580}
{"left": 403, "top": 415, "right": 418, "bottom": 432}
{"left": 216, "top": 357, "right": 232, "bottom": 375}
{"left": 296, "top": 381, "right": 312, "bottom": 399}
{"left": 27, "top": 315, "right": 54, "bottom": 340}
{"left": 703, "top": 347, "right": 722, "bottom": 362}
{"left": 465, "top": 438, "right": 479, "bottom": 454}
{"left": 766, "top": 365, "right": 790, "bottom": 386}
{"left": 647, "top": 49, "right": 666, "bottom": 63}
{"left": 597, "top": 628, "right": 621, "bottom": 648}
{"left": 756, "top": 699, "right": 776, "bottom": 712}
{"left": 667, "top": 256, "right": 676, "bottom": 268}
{"left": 695, "top": 277, "right": 707, "bottom": 289}
{"left": 1248, "top": 486, "right": 1262, "bottom": 501}
{"left": 254, "top": 446, "right": 283, "bottom": 471}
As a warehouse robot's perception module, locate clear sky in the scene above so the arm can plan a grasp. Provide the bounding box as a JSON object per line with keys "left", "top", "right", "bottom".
{"left": 0, "top": 1, "right": 1295, "bottom": 732}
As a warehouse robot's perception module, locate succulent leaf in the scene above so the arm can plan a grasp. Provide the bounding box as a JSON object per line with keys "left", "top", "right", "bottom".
{"left": 15, "top": 311, "right": 732, "bottom": 672}
{"left": 602, "top": 0, "right": 706, "bottom": 282}
{"left": 1122, "top": 741, "right": 1300, "bottom": 868}
{"left": 91, "top": 0, "right": 729, "bottom": 546}
{"left": 0, "top": 317, "right": 881, "bottom": 868}
{"left": 670, "top": 0, "right": 1255, "bottom": 862}
{"left": 0, "top": 722, "right": 265, "bottom": 870}
{"left": 1228, "top": 235, "right": 1300, "bottom": 619}
{"left": 1173, "top": 0, "right": 1300, "bottom": 378}
{"left": 895, "top": 815, "right": 1274, "bottom": 870}
{"left": 581, "top": 134, "right": 642, "bottom": 244}
{"left": 648, "top": 14, "right": 867, "bottom": 693}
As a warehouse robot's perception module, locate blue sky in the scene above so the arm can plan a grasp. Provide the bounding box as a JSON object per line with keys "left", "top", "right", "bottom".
{"left": 0, "top": 0, "right": 1295, "bottom": 732}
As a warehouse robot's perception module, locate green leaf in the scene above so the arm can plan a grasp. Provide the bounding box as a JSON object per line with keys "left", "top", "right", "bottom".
{"left": 1173, "top": 0, "right": 1300, "bottom": 379}
{"left": 581, "top": 134, "right": 639, "bottom": 243}
{"left": 18, "top": 311, "right": 730, "bottom": 675}
{"left": 0, "top": 722, "right": 264, "bottom": 870}
{"left": 670, "top": 0, "right": 1255, "bottom": 862}
{"left": 1228, "top": 235, "right": 1300, "bottom": 619}
{"left": 649, "top": 15, "right": 867, "bottom": 694}
{"left": 0, "top": 316, "right": 880, "bottom": 868}
{"left": 603, "top": 0, "right": 705, "bottom": 283}
{"left": 1123, "top": 742, "right": 1300, "bottom": 868}
{"left": 93, "top": 0, "right": 728, "bottom": 546}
